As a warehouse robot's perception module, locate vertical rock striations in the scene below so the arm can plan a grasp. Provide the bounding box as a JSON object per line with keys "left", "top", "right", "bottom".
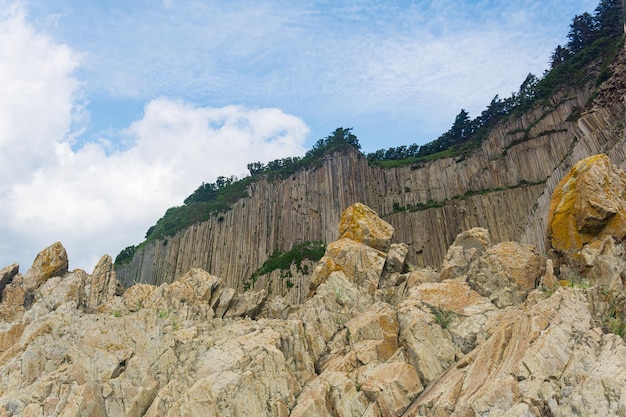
{"left": 2, "top": 188, "right": 626, "bottom": 415}
{"left": 117, "top": 47, "right": 626, "bottom": 294}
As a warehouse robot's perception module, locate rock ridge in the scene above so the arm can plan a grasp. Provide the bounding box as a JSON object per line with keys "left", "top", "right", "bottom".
{"left": 1, "top": 155, "right": 626, "bottom": 415}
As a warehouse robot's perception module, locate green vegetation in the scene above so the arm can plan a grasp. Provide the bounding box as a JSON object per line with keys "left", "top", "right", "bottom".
{"left": 567, "top": 273, "right": 592, "bottom": 289}
{"left": 597, "top": 287, "right": 626, "bottom": 337}
{"left": 392, "top": 179, "right": 546, "bottom": 213}
{"left": 431, "top": 306, "right": 457, "bottom": 329}
{"left": 114, "top": 245, "right": 136, "bottom": 266}
{"left": 392, "top": 199, "right": 444, "bottom": 213}
{"left": 245, "top": 241, "right": 326, "bottom": 290}
{"left": 115, "top": 0, "right": 624, "bottom": 267}
{"left": 366, "top": 0, "right": 624, "bottom": 167}
{"left": 114, "top": 128, "right": 358, "bottom": 266}
{"left": 145, "top": 176, "right": 254, "bottom": 241}
{"left": 246, "top": 127, "right": 360, "bottom": 179}
{"left": 604, "top": 307, "right": 626, "bottom": 336}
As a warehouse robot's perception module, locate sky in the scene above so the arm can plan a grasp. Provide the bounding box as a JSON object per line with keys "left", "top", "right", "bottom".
{"left": 1, "top": 0, "right": 599, "bottom": 272}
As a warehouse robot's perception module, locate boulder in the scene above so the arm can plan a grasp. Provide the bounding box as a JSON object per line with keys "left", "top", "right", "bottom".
{"left": 23, "top": 242, "right": 68, "bottom": 290}
{"left": 383, "top": 243, "right": 409, "bottom": 274}
{"left": 467, "top": 241, "right": 545, "bottom": 308}
{"left": 580, "top": 236, "right": 626, "bottom": 289}
{"left": 547, "top": 154, "right": 626, "bottom": 255}
{"left": 309, "top": 238, "right": 387, "bottom": 295}
{"left": 440, "top": 228, "right": 491, "bottom": 281}
{"left": 338, "top": 203, "right": 394, "bottom": 252}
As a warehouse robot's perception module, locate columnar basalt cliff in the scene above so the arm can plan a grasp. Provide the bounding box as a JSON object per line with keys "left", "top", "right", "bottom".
{"left": 1, "top": 156, "right": 626, "bottom": 415}
{"left": 117, "top": 46, "right": 626, "bottom": 299}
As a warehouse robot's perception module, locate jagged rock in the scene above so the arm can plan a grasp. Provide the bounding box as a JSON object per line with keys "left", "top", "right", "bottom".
{"left": 467, "top": 241, "right": 545, "bottom": 308}
{"left": 345, "top": 302, "right": 399, "bottom": 362}
{"left": 5, "top": 170, "right": 626, "bottom": 416}
{"left": 440, "top": 228, "right": 491, "bottom": 281}
{"left": 120, "top": 268, "right": 267, "bottom": 321}
{"left": 398, "top": 278, "right": 498, "bottom": 386}
{"left": 356, "top": 361, "right": 423, "bottom": 416}
{"left": 580, "top": 236, "right": 626, "bottom": 289}
{"left": 383, "top": 243, "right": 408, "bottom": 274}
{"left": 548, "top": 154, "right": 626, "bottom": 255}
{"left": 223, "top": 290, "right": 267, "bottom": 318}
{"left": 403, "top": 289, "right": 626, "bottom": 417}
{"left": 338, "top": 203, "right": 394, "bottom": 252}
{"left": 541, "top": 258, "right": 558, "bottom": 290}
{"left": 86, "top": 255, "right": 124, "bottom": 310}
{"left": 23, "top": 242, "right": 68, "bottom": 291}
{"left": 309, "top": 238, "right": 387, "bottom": 296}
{"left": 290, "top": 370, "right": 370, "bottom": 417}
{"left": 0, "top": 263, "right": 18, "bottom": 298}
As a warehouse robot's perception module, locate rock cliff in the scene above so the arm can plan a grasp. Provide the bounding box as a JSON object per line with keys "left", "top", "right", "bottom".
{"left": 116, "top": 45, "right": 626, "bottom": 298}
{"left": 1, "top": 155, "right": 626, "bottom": 416}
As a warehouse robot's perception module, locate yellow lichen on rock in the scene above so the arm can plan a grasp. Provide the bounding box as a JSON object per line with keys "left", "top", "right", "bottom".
{"left": 23, "top": 242, "right": 69, "bottom": 290}
{"left": 338, "top": 203, "right": 394, "bottom": 252}
{"left": 547, "top": 154, "right": 626, "bottom": 254}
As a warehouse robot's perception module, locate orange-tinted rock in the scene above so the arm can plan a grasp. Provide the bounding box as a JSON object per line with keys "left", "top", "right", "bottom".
{"left": 338, "top": 203, "right": 394, "bottom": 252}
{"left": 309, "top": 238, "right": 387, "bottom": 295}
{"left": 345, "top": 302, "right": 398, "bottom": 362}
{"left": 23, "top": 242, "right": 68, "bottom": 290}
{"left": 468, "top": 241, "right": 545, "bottom": 308}
{"left": 547, "top": 154, "right": 626, "bottom": 254}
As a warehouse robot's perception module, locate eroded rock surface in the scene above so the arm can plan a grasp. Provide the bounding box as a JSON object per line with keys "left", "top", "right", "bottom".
{"left": 1, "top": 194, "right": 626, "bottom": 416}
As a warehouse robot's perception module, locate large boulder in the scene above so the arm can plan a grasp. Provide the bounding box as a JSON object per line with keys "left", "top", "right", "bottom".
{"left": 467, "top": 241, "right": 545, "bottom": 308}
{"left": 338, "top": 203, "right": 394, "bottom": 252}
{"left": 309, "top": 239, "right": 387, "bottom": 296}
{"left": 23, "top": 242, "right": 68, "bottom": 290}
{"left": 547, "top": 154, "right": 626, "bottom": 255}
{"left": 440, "top": 228, "right": 491, "bottom": 281}
{"left": 310, "top": 203, "right": 392, "bottom": 295}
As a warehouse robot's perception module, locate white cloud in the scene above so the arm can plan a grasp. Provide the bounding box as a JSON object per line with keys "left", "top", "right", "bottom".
{"left": 0, "top": 4, "right": 81, "bottom": 192}
{"left": 0, "top": 6, "right": 308, "bottom": 272}
{"left": 0, "top": 0, "right": 601, "bottom": 269}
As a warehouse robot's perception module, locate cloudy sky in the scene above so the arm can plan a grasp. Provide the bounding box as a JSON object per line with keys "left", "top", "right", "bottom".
{"left": 1, "top": 0, "right": 597, "bottom": 272}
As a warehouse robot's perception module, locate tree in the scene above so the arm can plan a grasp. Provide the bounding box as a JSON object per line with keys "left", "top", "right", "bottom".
{"left": 517, "top": 73, "right": 539, "bottom": 105}
{"left": 184, "top": 182, "right": 218, "bottom": 204}
{"left": 594, "top": 0, "right": 624, "bottom": 38}
{"left": 550, "top": 45, "right": 571, "bottom": 69}
{"left": 115, "top": 245, "right": 136, "bottom": 264}
{"left": 327, "top": 127, "right": 360, "bottom": 150}
{"left": 567, "top": 12, "right": 598, "bottom": 53}
{"left": 247, "top": 161, "right": 265, "bottom": 175}
{"left": 450, "top": 109, "right": 472, "bottom": 143}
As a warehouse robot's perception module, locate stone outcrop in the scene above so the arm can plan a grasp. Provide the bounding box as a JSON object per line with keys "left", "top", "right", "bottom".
{"left": 0, "top": 264, "right": 18, "bottom": 299}
{"left": 23, "top": 242, "right": 68, "bottom": 291}
{"left": 116, "top": 45, "right": 626, "bottom": 293}
{"left": 547, "top": 154, "right": 626, "bottom": 291}
{"left": 548, "top": 153, "right": 626, "bottom": 255}
{"left": 2, "top": 190, "right": 626, "bottom": 415}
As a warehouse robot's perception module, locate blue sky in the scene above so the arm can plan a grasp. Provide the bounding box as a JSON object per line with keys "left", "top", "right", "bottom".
{"left": 0, "top": 0, "right": 598, "bottom": 271}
